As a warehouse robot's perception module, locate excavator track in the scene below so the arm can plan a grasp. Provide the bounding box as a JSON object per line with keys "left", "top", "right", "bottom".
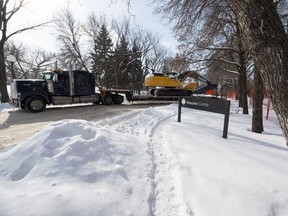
{"left": 155, "top": 88, "right": 193, "bottom": 97}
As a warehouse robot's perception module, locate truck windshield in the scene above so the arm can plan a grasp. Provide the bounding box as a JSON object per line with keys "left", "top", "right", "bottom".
{"left": 43, "top": 73, "right": 53, "bottom": 80}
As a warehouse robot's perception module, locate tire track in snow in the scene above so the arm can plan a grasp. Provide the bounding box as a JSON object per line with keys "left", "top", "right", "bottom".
{"left": 106, "top": 107, "right": 192, "bottom": 216}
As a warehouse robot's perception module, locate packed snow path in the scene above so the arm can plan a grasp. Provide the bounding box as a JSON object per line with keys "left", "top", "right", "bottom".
{"left": 99, "top": 108, "right": 192, "bottom": 215}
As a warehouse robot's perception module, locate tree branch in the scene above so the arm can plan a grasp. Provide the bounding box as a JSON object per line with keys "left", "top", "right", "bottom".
{"left": 6, "top": 21, "right": 52, "bottom": 41}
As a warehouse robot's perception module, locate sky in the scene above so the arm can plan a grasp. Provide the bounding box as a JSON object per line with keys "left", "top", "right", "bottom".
{"left": 0, "top": 100, "right": 288, "bottom": 215}
{"left": 8, "top": 0, "right": 177, "bottom": 53}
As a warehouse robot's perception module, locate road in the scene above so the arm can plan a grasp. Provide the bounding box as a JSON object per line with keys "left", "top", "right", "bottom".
{"left": 0, "top": 102, "right": 173, "bottom": 150}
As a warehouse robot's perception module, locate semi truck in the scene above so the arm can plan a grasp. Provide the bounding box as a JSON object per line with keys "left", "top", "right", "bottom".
{"left": 9, "top": 69, "right": 218, "bottom": 113}
{"left": 9, "top": 69, "right": 125, "bottom": 113}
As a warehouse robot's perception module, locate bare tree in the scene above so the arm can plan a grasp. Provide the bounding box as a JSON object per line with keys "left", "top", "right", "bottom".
{"left": 22, "top": 48, "right": 56, "bottom": 79}
{"left": 4, "top": 41, "right": 26, "bottom": 79}
{"left": 112, "top": 16, "right": 132, "bottom": 45}
{"left": 228, "top": 0, "right": 288, "bottom": 145}
{"left": 146, "top": 44, "right": 170, "bottom": 73}
{"left": 111, "top": 16, "right": 169, "bottom": 86}
{"left": 112, "top": 17, "right": 162, "bottom": 65}
{"left": 54, "top": 9, "right": 89, "bottom": 70}
{"left": 252, "top": 65, "right": 264, "bottom": 133}
{"left": 83, "top": 13, "right": 106, "bottom": 41}
{"left": 150, "top": 0, "right": 288, "bottom": 145}
{"left": 162, "top": 54, "right": 191, "bottom": 74}
{"left": 173, "top": 1, "right": 250, "bottom": 114}
{"left": 0, "top": 0, "right": 50, "bottom": 102}
{"left": 130, "top": 27, "right": 161, "bottom": 61}
{"left": 5, "top": 41, "right": 56, "bottom": 79}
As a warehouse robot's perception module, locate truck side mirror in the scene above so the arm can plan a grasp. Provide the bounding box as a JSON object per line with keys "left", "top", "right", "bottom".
{"left": 53, "top": 74, "right": 58, "bottom": 83}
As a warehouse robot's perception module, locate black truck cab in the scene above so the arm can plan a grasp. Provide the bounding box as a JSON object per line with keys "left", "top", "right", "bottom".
{"left": 43, "top": 70, "right": 96, "bottom": 96}
{"left": 10, "top": 70, "right": 105, "bottom": 112}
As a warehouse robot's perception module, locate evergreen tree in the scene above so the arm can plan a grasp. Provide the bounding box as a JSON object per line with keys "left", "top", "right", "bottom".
{"left": 130, "top": 40, "right": 143, "bottom": 93}
{"left": 113, "top": 35, "right": 130, "bottom": 89}
{"left": 90, "top": 24, "right": 113, "bottom": 88}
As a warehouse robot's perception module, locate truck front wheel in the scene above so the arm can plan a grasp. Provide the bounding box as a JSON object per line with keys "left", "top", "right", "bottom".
{"left": 25, "top": 97, "right": 46, "bottom": 113}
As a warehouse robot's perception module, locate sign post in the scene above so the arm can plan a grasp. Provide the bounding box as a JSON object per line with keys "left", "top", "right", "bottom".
{"left": 178, "top": 96, "right": 231, "bottom": 138}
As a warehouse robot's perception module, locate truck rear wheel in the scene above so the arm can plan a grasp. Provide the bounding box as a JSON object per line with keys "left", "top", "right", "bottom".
{"left": 25, "top": 96, "right": 46, "bottom": 113}
{"left": 102, "top": 95, "right": 113, "bottom": 105}
{"left": 113, "top": 94, "right": 123, "bottom": 104}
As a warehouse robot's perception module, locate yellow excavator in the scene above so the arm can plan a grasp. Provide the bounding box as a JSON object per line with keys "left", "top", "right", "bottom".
{"left": 144, "top": 70, "right": 218, "bottom": 96}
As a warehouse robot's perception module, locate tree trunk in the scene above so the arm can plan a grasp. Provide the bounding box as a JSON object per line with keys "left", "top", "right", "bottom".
{"left": 0, "top": 43, "right": 9, "bottom": 103}
{"left": 234, "top": 78, "right": 238, "bottom": 100}
{"left": 252, "top": 65, "right": 264, "bottom": 133}
{"left": 237, "top": 77, "right": 243, "bottom": 107}
{"left": 236, "top": 24, "right": 249, "bottom": 114}
{"left": 229, "top": 0, "right": 288, "bottom": 145}
{"left": 238, "top": 50, "right": 249, "bottom": 115}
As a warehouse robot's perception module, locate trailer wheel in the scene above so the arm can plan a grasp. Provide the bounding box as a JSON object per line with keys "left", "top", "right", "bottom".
{"left": 25, "top": 96, "right": 46, "bottom": 113}
{"left": 113, "top": 94, "right": 123, "bottom": 104}
{"left": 102, "top": 95, "right": 113, "bottom": 105}
{"left": 150, "top": 89, "right": 156, "bottom": 96}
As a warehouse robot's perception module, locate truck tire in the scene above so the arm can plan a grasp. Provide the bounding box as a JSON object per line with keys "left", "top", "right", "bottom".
{"left": 113, "top": 94, "right": 123, "bottom": 104}
{"left": 25, "top": 96, "right": 46, "bottom": 113}
{"left": 102, "top": 95, "right": 113, "bottom": 105}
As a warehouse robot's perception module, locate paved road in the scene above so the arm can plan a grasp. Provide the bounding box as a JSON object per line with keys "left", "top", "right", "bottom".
{"left": 0, "top": 102, "right": 173, "bottom": 150}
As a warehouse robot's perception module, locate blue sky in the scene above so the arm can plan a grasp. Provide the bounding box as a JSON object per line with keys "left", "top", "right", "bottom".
{"left": 8, "top": 0, "right": 177, "bottom": 53}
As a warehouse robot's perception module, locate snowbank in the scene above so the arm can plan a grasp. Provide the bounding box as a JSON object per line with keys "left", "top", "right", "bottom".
{"left": 0, "top": 103, "right": 287, "bottom": 216}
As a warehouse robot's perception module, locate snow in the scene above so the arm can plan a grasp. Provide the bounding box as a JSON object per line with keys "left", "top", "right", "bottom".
{"left": 0, "top": 103, "right": 15, "bottom": 112}
{"left": 0, "top": 101, "right": 287, "bottom": 216}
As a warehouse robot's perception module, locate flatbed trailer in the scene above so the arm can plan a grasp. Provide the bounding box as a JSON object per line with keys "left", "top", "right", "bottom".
{"left": 106, "top": 89, "right": 180, "bottom": 102}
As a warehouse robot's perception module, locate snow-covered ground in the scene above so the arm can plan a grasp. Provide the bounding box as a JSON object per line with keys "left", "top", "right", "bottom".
{"left": 0, "top": 101, "right": 287, "bottom": 216}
